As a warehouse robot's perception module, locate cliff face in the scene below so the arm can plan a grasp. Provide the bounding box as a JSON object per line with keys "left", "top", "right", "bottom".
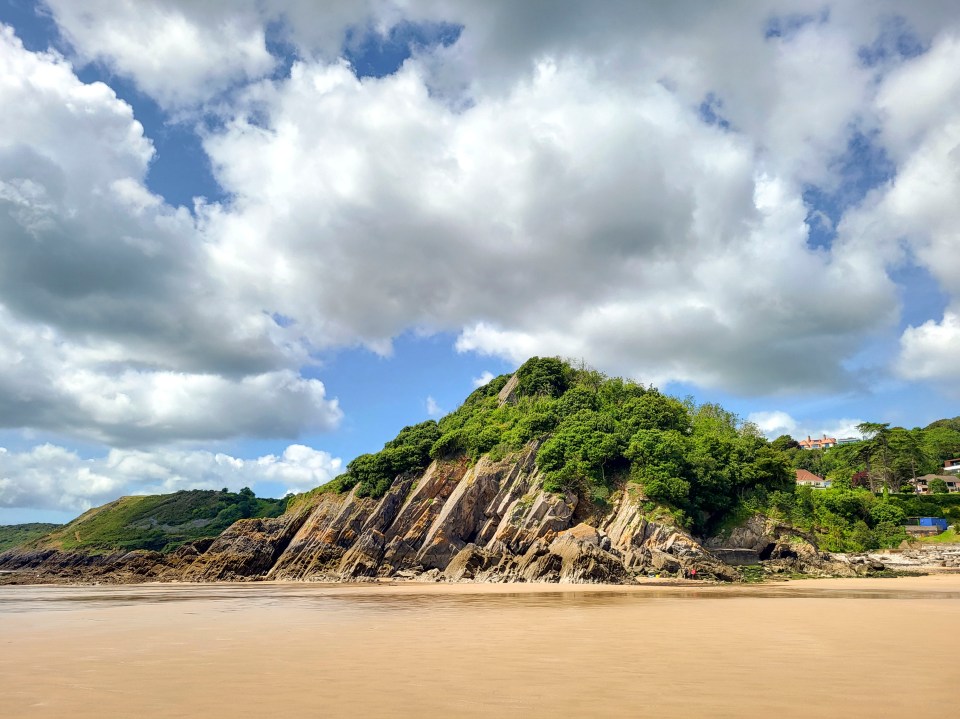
{"left": 232, "top": 443, "right": 737, "bottom": 583}
{"left": 0, "top": 442, "right": 741, "bottom": 584}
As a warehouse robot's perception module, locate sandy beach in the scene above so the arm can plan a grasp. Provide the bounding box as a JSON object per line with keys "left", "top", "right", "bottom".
{"left": 2, "top": 575, "right": 958, "bottom": 718}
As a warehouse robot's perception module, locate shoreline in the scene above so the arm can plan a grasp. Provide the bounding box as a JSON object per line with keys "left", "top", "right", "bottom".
{"left": 3, "top": 570, "right": 959, "bottom": 595}
{"left": 3, "top": 573, "right": 958, "bottom": 718}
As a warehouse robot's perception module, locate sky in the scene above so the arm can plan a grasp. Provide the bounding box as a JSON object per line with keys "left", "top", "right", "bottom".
{"left": 1, "top": 1, "right": 960, "bottom": 524}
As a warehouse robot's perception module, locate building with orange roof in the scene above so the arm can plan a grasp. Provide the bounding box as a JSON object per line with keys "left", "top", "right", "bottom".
{"left": 797, "top": 435, "right": 837, "bottom": 450}
{"left": 795, "top": 469, "right": 831, "bottom": 489}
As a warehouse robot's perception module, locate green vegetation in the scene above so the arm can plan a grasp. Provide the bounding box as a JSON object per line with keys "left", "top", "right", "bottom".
{"left": 756, "top": 486, "right": 910, "bottom": 552}
{"left": 738, "top": 565, "right": 766, "bottom": 583}
{"left": 320, "top": 357, "right": 792, "bottom": 535}
{"left": 0, "top": 523, "right": 61, "bottom": 553}
{"left": 781, "top": 418, "right": 960, "bottom": 493}
{"left": 25, "top": 488, "right": 287, "bottom": 554}
{"left": 768, "top": 420, "right": 960, "bottom": 551}
{"left": 327, "top": 420, "right": 441, "bottom": 498}
{"left": 887, "top": 493, "right": 960, "bottom": 521}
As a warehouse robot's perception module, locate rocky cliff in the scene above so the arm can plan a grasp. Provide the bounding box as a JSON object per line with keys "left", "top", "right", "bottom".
{"left": 0, "top": 442, "right": 749, "bottom": 584}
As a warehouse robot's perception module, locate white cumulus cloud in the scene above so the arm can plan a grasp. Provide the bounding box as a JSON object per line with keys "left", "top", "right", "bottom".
{"left": 3, "top": 2, "right": 960, "bottom": 514}
{"left": 425, "top": 396, "right": 443, "bottom": 417}
{"left": 44, "top": 0, "right": 275, "bottom": 109}
{"left": 0, "top": 27, "right": 341, "bottom": 445}
{"left": 472, "top": 371, "right": 496, "bottom": 388}
{"left": 0, "top": 443, "right": 342, "bottom": 514}
{"left": 747, "top": 411, "right": 800, "bottom": 438}
{"left": 898, "top": 311, "right": 960, "bottom": 384}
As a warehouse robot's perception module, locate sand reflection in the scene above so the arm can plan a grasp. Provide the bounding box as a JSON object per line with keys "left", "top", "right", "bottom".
{"left": 1, "top": 575, "right": 958, "bottom": 718}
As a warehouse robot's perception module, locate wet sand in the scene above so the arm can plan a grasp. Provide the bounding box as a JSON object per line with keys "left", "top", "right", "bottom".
{"left": 2, "top": 575, "right": 958, "bottom": 718}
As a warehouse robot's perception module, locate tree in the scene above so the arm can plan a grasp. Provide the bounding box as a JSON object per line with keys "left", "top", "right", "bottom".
{"left": 771, "top": 434, "right": 800, "bottom": 452}
{"left": 794, "top": 448, "right": 825, "bottom": 478}
{"left": 929, "top": 477, "right": 949, "bottom": 494}
{"left": 857, "top": 422, "right": 892, "bottom": 494}
{"left": 516, "top": 356, "right": 571, "bottom": 397}
{"left": 922, "top": 426, "right": 960, "bottom": 472}
{"left": 619, "top": 391, "right": 689, "bottom": 434}
{"left": 821, "top": 443, "right": 863, "bottom": 486}
{"left": 889, "top": 428, "right": 927, "bottom": 487}
{"left": 870, "top": 501, "right": 905, "bottom": 525}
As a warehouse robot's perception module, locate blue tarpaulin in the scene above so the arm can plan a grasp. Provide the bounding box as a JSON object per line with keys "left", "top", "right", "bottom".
{"left": 918, "top": 517, "right": 948, "bottom": 531}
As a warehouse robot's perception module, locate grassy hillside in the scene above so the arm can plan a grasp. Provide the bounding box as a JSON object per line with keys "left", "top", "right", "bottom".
{"left": 23, "top": 489, "right": 288, "bottom": 554}
{"left": 0, "top": 523, "right": 62, "bottom": 553}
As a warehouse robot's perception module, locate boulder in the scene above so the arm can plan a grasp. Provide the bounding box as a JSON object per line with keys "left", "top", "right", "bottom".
{"left": 548, "top": 532, "right": 626, "bottom": 583}
{"left": 443, "top": 544, "right": 497, "bottom": 581}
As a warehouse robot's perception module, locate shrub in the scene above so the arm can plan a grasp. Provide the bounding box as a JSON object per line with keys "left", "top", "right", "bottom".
{"left": 516, "top": 356, "right": 571, "bottom": 398}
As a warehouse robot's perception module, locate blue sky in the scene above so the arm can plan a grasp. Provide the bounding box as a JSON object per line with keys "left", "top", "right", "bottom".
{"left": 1, "top": 1, "right": 960, "bottom": 524}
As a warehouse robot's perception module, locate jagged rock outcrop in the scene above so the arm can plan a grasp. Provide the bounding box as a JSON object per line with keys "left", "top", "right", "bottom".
{"left": 170, "top": 510, "right": 310, "bottom": 582}
{"left": 0, "top": 546, "right": 168, "bottom": 584}
{"left": 257, "top": 443, "right": 746, "bottom": 583}
{"left": 709, "top": 514, "right": 824, "bottom": 566}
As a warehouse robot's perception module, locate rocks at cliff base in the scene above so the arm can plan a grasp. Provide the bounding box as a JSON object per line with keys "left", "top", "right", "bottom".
{"left": 175, "top": 512, "right": 310, "bottom": 582}
{"left": 547, "top": 525, "right": 627, "bottom": 583}
{"left": 707, "top": 514, "right": 840, "bottom": 576}
{"left": 443, "top": 544, "right": 498, "bottom": 581}
{"left": 701, "top": 513, "right": 959, "bottom": 578}
{"left": 270, "top": 447, "right": 747, "bottom": 584}
{"left": 0, "top": 547, "right": 164, "bottom": 584}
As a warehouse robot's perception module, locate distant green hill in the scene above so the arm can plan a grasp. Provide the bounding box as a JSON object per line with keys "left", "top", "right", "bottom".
{"left": 18, "top": 489, "right": 288, "bottom": 555}
{"left": 0, "top": 523, "right": 62, "bottom": 553}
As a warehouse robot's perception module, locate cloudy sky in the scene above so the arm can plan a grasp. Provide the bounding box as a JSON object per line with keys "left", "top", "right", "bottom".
{"left": 1, "top": 0, "right": 959, "bottom": 523}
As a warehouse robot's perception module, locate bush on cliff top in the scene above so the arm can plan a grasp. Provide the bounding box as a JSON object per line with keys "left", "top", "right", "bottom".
{"left": 335, "top": 420, "right": 442, "bottom": 498}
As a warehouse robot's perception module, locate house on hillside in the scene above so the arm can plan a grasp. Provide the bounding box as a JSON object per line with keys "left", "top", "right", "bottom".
{"left": 910, "top": 475, "right": 960, "bottom": 494}
{"left": 797, "top": 435, "right": 837, "bottom": 450}
{"left": 944, "top": 459, "right": 960, "bottom": 474}
{"left": 795, "top": 469, "right": 830, "bottom": 489}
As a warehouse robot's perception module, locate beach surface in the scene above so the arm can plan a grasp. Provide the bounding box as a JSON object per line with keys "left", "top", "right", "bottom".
{"left": 2, "top": 574, "right": 958, "bottom": 718}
